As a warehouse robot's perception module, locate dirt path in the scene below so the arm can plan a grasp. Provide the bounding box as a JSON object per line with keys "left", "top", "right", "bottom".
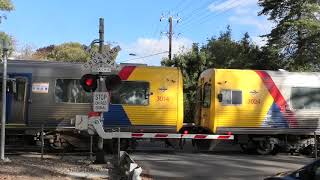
{"left": 0, "top": 154, "right": 110, "bottom": 180}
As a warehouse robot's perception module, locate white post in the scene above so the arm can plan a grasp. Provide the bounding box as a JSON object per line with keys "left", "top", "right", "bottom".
{"left": 1, "top": 40, "right": 8, "bottom": 161}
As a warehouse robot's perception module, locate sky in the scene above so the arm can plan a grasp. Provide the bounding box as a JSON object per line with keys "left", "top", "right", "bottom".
{"left": 1, "top": 0, "right": 273, "bottom": 65}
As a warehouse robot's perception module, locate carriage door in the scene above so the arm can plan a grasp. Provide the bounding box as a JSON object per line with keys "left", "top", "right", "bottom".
{"left": 0, "top": 75, "right": 29, "bottom": 124}
{"left": 200, "top": 82, "right": 212, "bottom": 129}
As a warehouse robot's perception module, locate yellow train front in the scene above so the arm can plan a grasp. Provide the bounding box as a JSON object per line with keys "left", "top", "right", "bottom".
{"left": 196, "top": 69, "right": 320, "bottom": 154}
{"left": 103, "top": 65, "right": 184, "bottom": 134}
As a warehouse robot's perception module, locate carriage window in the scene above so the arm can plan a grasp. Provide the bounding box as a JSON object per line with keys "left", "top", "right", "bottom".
{"left": 202, "top": 83, "right": 211, "bottom": 108}
{"left": 0, "top": 79, "right": 24, "bottom": 101}
{"left": 291, "top": 87, "right": 320, "bottom": 109}
{"left": 110, "top": 81, "right": 149, "bottom": 105}
{"left": 14, "top": 79, "right": 26, "bottom": 102}
{"left": 55, "top": 79, "right": 91, "bottom": 103}
{"left": 221, "top": 89, "right": 242, "bottom": 105}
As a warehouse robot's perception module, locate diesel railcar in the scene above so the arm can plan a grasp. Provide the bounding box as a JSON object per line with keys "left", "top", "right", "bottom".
{"left": 0, "top": 60, "right": 183, "bottom": 150}
{"left": 194, "top": 69, "right": 320, "bottom": 154}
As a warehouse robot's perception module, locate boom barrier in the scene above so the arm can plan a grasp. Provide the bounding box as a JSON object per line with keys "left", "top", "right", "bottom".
{"left": 75, "top": 115, "right": 234, "bottom": 140}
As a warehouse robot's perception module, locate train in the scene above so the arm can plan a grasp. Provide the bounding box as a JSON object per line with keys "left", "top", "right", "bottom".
{"left": 0, "top": 60, "right": 183, "bottom": 150}
{"left": 1, "top": 60, "right": 320, "bottom": 154}
{"left": 191, "top": 68, "right": 320, "bottom": 154}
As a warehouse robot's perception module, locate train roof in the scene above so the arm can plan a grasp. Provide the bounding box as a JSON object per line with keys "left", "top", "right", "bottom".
{"left": 202, "top": 68, "right": 320, "bottom": 76}
{"left": 5, "top": 59, "right": 177, "bottom": 70}
{"left": 200, "top": 68, "right": 320, "bottom": 87}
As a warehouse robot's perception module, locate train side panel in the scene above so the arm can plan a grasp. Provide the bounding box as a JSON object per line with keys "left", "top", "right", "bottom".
{"left": 200, "top": 69, "right": 320, "bottom": 135}
{"left": 212, "top": 69, "right": 274, "bottom": 133}
{"left": 102, "top": 66, "right": 183, "bottom": 133}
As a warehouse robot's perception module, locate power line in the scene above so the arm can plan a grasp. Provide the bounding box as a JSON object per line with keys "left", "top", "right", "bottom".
{"left": 176, "top": 0, "right": 196, "bottom": 15}
{"left": 178, "top": 0, "right": 221, "bottom": 29}
{"left": 180, "top": 0, "right": 216, "bottom": 24}
{"left": 179, "top": 0, "right": 240, "bottom": 33}
{"left": 198, "top": 0, "right": 239, "bottom": 25}
{"left": 119, "top": 51, "right": 169, "bottom": 63}
{"left": 169, "top": 0, "right": 185, "bottom": 14}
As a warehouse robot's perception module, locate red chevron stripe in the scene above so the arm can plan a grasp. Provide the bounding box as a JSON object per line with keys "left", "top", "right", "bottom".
{"left": 118, "top": 66, "right": 136, "bottom": 80}
{"left": 255, "top": 70, "right": 297, "bottom": 127}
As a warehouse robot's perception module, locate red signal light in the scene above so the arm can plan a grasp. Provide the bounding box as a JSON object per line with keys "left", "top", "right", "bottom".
{"left": 85, "top": 78, "right": 94, "bottom": 86}
{"left": 80, "top": 74, "right": 97, "bottom": 92}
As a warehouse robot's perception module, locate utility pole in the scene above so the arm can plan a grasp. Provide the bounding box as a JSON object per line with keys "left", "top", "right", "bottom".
{"left": 95, "top": 17, "right": 106, "bottom": 164}
{"left": 1, "top": 40, "right": 8, "bottom": 161}
{"left": 99, "top": 18, "right": 104, "bottom": 53}
{"left": 168, "top": 16, "right": 173, "bottom": 61}
{"left": 160, "top": 14, "right": 180, "bottom": 67}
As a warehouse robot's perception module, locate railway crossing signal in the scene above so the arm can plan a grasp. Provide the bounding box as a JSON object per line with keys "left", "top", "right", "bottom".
{"left": 80, "top": 74, "right": 122, "bottom": 93}
{"left": 105, "top": 74, "right": 121, "bottom": 91}
{"left": 80, "top": 74, "right": 98, "bottom": 92}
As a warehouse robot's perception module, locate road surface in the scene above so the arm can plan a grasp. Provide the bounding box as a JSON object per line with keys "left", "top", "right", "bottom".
{"left": 128, "top": 140, "right": 313, "bottom": 180}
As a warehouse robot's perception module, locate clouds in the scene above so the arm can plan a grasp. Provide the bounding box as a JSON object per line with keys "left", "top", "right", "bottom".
{"left": 208, "top": 0, "right": 273, "bottom": 46}
{"left": 118, "top": 37, "right": 193, "bottom": 65}
{"left": 208, "top": 0, "right": 257, "bottom": 13}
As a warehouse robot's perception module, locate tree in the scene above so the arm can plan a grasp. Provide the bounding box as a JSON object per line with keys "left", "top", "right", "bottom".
{"left": 0, "top": 32, "right": 13, "bottom": 56}
{"left": 33, "top": 42, "right": 90, "bottom": 62}
{"left": 47, "top": 42, "right": 90, "bottom": 62}
{"left": 15, "top": 44, "right": 36, "bottom": 60}
{"left": 0, "top": 0, "right": 14, "bottom": 55}
{"left": 259, "top": 0, "right": 320, "bottom": 71}
{"left": 33, "top": 42, "right": 118, "bottom": 62}
{"left": 32, "top": 45, "right": 55, "bottom": 60}
{"left": 0, "top": 0, "right": 14, "bottom": 11}
{"left": 162, "top": 43, "right": 206, "bottom": 122}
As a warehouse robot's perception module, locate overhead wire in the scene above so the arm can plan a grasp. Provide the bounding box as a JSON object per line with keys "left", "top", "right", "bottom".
{"left": 176, "top": 0, "right": 196, "bottom": 15}
{"left": 179, "top": 0, "right": 217, "bottom": 26}
{"left": 119, "top": 51, "right": 169, "bottom": 63}
{"left": 178, "top": 0, "right": 227, "bottom": 30}
{"left": 179, "top": 0, "right": 241, "bottom": 33}
{"left": 169, "top": 0, "right": 185, "bottom": 14}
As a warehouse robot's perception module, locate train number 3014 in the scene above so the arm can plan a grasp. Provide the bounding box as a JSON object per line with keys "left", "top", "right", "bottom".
{"left": 157, "top": 96, "right": 169, "bottom": 102}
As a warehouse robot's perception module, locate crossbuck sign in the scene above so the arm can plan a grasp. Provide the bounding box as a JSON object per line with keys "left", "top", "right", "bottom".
{"left": 82, "top": 45, "right": 121, "bottom": 73}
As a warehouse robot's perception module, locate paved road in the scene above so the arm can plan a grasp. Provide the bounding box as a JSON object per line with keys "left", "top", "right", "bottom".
{"left": 129, "top": 140, "right": 314, "bottom": 180}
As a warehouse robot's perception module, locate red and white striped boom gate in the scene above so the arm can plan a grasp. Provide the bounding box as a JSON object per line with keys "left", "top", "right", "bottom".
{"left": 75, "top": 115, "right": 234, "bottom": 140}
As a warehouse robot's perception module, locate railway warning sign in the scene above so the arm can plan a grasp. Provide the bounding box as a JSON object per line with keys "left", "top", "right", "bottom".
{"left": 93, "top": 92, "right": 109, "bottom": 112}
{"left": 82, "top": 46, "right": 121, "bottom": 73}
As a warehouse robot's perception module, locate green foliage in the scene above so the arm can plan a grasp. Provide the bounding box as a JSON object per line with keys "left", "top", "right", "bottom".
{"left": 33, "top": 45, "right": 55, "bottom": 60}
{"left": 34, "top": 42, "right": 90, "bottom": 62}
{"left": 47, "top": 42, "right": 90, "bottom": 62}
{"left": 0, "top": 0, "right": 14, "bottom": 11}
{"left": 33, "top": 42, "right": 118, "bottom": 62}
{"left": 0, "top": 31, "right": 14, "bottom": 56}
{"left": 258, "top": 0, "right": 320, "bottom": 71}
{"left": 0, "top": 0, "right": 14, "bottom": 56}
{"left": 162, "top": 43, "right": 207, "bottom": 122}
